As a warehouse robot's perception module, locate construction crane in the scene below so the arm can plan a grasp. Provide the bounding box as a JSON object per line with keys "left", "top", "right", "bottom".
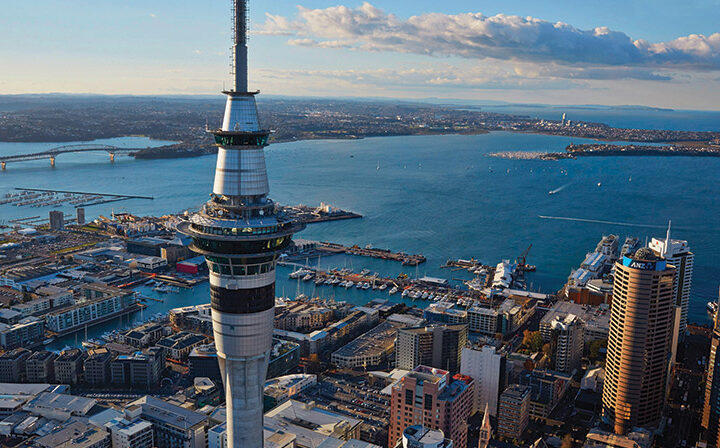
{"left": 517, "top": 244, "right": 536, "bottom": 271}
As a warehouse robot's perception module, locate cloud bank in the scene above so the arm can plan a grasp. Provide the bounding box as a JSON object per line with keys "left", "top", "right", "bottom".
{"left": 259, "top": 2, "right": 720, "bottom": 70}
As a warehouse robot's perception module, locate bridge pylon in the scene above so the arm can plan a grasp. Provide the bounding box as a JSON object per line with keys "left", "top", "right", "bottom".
{"left": 50, "top": 157, "right": 55, "bottom": 168}
{"left": 1, "top": 162, "right": 5, "bottom": 171}
{"left": 110, "top": 153, "right": 115, "bottom": 163}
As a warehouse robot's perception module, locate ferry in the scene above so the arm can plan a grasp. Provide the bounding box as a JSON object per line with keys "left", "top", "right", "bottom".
{"left": 708, "top": 301, "right": 718, "bottom": 314}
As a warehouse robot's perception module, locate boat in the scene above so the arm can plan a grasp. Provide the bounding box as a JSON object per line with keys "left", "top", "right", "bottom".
{"left": 597, "top": 182, "right": 602, "bottom": 187}
{"left": 378, "top": 284, "right": 387, "bottom": 291}
{"left": 355, "top": 282, "right": 363, "bottom": 289}
{"left": 389, "top": 286, "right": 398, "bottom": 295}
{"left": 289, "top": 269, "right": 305, "bottom": 279}
{"left": 401, "top": 289, "right": 409, "bottom": 297}
{"left": 360, "top": 269, "right": 371, "bottom": 276}
{"left": 345, "top": 282, "right": 353, "bottom": 289}
{"left": 315, "top": 278, "right": 325, "bottom": 286}
{"left": 421, "top": 292, "right": 429, "bottom": 300}
{"left": 43, "top": 337, "right": 55, "bottom": 345}
{"left": 302, "top": 273, "right": 314, "bottom": 281}
{"left": 362, "top": 282, "right": 370, "bottom": 290}
{"left": 708, "top": 301, "right": 718, "bottom": 314}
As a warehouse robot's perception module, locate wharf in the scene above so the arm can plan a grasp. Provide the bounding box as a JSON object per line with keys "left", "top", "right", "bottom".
{"left": 316, "top": 241, "right": 426, "bottom": 265}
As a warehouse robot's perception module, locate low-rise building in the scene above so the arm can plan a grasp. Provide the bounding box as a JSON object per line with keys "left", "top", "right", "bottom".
{"left": 25, "top": 350, "right": 57, "bottom": 383}
{"left": 130, "top": 396, "right": 209, "bottom": 448}
{"left": 45, "top": 284, "right": 135, "bottom": 334}
{"left": 84, "top": 348, "right": 113, "bottom": 386}
{"left": 34, "top": 419, "right": 110, "bottom": 448}
{"left": 332, "top": 320, "right": 399, "bottom": 369}
{"left": 55, "top": 349, "right": 86, "bottom": 384}
{"left": 104, "top": 406, "right": 154, "bottom": 448}
{"left": 110, "top": 347, "right": 165, "bottom": 389}
{"left": 155, "top": 332, "right": 207, "bottom": 360}
{"left": 264, "top": 399, "right": 362, "bottom": 447}
{"left": 0, "top": 348, "right": 31, "bottom": 382}
{"left": 397, "top": 425, "right": 453, "bottom": 448}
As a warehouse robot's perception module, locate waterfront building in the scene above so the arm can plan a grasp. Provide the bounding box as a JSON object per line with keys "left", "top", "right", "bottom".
{"left": 104, "top": 406, "right": 154, "bottom": 448}
{"left": 129, "top": 396, "right": 208, "bottom": 448}
{"left": 55, "top": 349, "right": 86, "bottom": 385}
{"left": 601, "top": 248, "right": 675, "bottom": 434}
{"left": 388, "top": 365, "right": 473, "bottom": 448}
{"left": 84, "top": 348, "right": 113, "bottom": 386}
{"left": 648, "top": 223, "right": 694, "bottom": 337}
{"left": 497, "top": 384, "right": 530, "bottom": 440}
{"left": 395, "top": 324, "right": 468, "bottom": 374}
{"left": 25, "top": 350, "right": 57, "bottom": 383}
{"left": 0, "top": 348, "right": 30, "bottom": 382}
{"left": 397, "top": 426, "right": 453, "bottom": 448}
{"left": 176, "top": 1, "right": 304, "bottom": 446}
{"left": 0, "top": 315, "right": 45, "bottom": 349}
{"left": 423, "top": 303, "right": 468, "bottom": 326}
{"left": 49, "top": 210, "right": 64, "bottom": 231}
{"left": 459, "top": 344, "right": 506, "bottom": 416}
{"left": 703, "top": 294, "right": 720, "bottom": 447}
{"left": 45, "top": 284, "right": 135, "bottom": 334}
{"left": 110, "top": 347, "right": 165, "bottom": 389}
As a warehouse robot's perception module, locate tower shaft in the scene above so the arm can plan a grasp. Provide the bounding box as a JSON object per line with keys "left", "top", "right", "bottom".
{"left": 179, "top": 2, "right": 304, "bottom": 448}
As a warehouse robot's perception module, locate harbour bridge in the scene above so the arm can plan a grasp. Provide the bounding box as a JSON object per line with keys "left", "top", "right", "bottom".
{"left": 0, "top": 144, "right": 143, "bottom": 170}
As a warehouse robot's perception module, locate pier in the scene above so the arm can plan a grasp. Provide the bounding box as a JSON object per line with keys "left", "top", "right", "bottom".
{"left": 1, "top": 188, "right": 154, "bottom": 209}
{"left": 315, "top": 241, "right": 426, "bottom": 265}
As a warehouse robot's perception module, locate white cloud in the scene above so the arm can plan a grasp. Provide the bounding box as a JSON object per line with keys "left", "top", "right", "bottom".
{"left": 258, "top": 2, "right": 720, "bottom": 71}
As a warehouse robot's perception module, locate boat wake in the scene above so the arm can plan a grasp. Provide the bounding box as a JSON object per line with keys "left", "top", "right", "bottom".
{"left": 548, "top": 183, "right": 572, "bottom": 195}
{"left": 538, "top": 215, "right": 669, "bottom": 229}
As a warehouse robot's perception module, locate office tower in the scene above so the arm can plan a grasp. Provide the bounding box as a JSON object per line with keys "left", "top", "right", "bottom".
{"left": 602, "top": 248, "right": 675, "bottom": 434}
{"left": 540, "top": 311, "right": 583, "bottom": 373}
{"left": 702, "top": 291, "right": 720, "bottom": 447}
{"left": 178, "top": 1, "right": 304, "bottom": 446}
{"left": 76, "top": 207, "right": 86, "bottom": 226}
{"left": 49, "top": 210, "right": 64, "bottom": 230}
{"left": 398, "top": 426, "right": 454, "bottom": 448}
{"left": 649, "top": 222, "right": 694, "bottom": 337}
{"left": 396, "top": 324, "right": 468, "bottom": 374}
{"left": 388, "top": 366, "right": 473, "bottom": 448}
{"left": 459, "top": 344, "right": 506, "bottom": 416}
{"left": 497, "top": 385, "right": 530, "bottom": 440}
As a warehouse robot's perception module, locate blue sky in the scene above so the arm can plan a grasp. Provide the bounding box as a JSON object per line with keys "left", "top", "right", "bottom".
{"left": 1, "top": 0, "right": 719, "bottom": 109}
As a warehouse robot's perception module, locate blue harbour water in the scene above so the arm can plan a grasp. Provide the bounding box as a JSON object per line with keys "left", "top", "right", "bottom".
{"left": 0, "top": 111, "right": 718, "bottom": 348}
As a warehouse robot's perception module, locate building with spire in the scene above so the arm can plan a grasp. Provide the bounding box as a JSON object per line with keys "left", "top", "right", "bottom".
{"left": 178, "top": 1, "right": 304, "bottom": 447}
{"left": 477, "top": 403, "right": 492, "bottom": 448}
{"left": 702, "top": 289, "right": 720, "bottom": 447}
{"left": 601, "top": 248, "right": 675, "bottom": 435}
{"left": 648, "top": 221, "right": 694, "bottom": 338}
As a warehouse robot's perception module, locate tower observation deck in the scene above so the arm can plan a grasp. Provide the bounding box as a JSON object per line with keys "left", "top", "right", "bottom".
{"left": 178, "top": 1, "right": 305, "bottom": 447}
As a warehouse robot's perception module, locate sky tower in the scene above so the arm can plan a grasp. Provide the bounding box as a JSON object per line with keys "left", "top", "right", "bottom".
{"left": 178, "top": 1, "right": 304, "bottom": 447}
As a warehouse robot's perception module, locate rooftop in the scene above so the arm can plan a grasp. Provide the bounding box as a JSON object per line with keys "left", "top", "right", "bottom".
{"left": 130, "top": 395, "right": 208, "bottom": 429}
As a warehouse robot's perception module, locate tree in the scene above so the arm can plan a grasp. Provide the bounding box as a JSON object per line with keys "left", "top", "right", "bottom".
{"left": 522, "top": 330, "right": 544, "bottom": 353}
{"left": 561, "top": 433, "right": 573, "bottom": 448}
{"left": 588, "top": 338, "right": 608, "bottom": 362}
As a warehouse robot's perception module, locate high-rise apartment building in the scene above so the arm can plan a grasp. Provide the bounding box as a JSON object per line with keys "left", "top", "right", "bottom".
{"left": 395, "top": 325, "right": 468, "bottom": 374}
{"left": 703, "top": 292, "right": 720, "bottom": 447}
{"left": 459, "top": 344, "right": 506, "bottom": 416}
{"left": 49, "top": 210, "right": 64, "bottom": 230}
{"left": 177, "top": 1, "right": 304, "bottom": 446}
{"left": 648, "top": 222, "right": 694, "bottom": 337}
{"left": 388, "top": 366, "right": 473, "bottom": 448}
{"left": 497, "top": 384, "right": 530, "bottom": 440}
{"left": 540, "top": 311, "right": 584, "bottom": 374}
{"left": 602, "top": 248, "right": 675, "bottom": 434}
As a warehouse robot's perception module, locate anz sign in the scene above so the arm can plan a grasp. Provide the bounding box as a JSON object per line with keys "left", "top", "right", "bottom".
{"left": 622, "top": 256, "right": 666, "bottom": 271}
